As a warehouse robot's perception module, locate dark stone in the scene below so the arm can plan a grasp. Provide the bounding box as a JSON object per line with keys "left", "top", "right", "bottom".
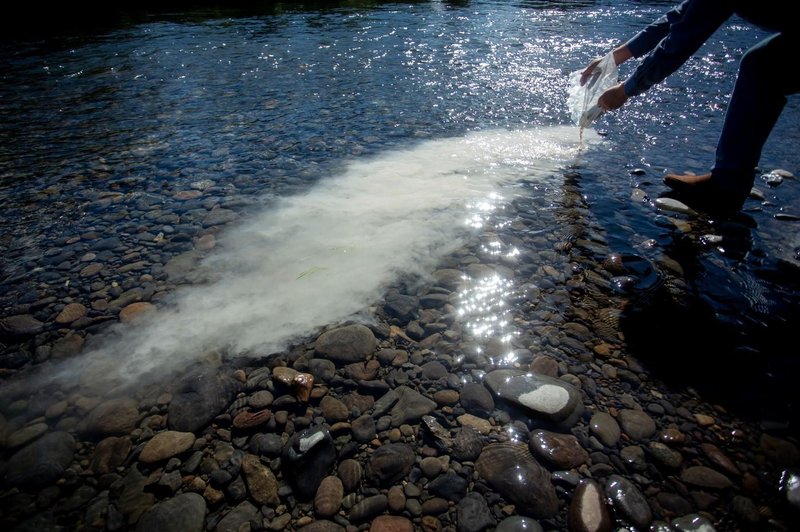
{"left": 282, "top": 425, "right": 336, "bottom": 500}
{"left": 168, "top": 366, "right": 241, "bottom": 433}
{"left": 135, "top": 492, "right": 206, "bottom": 532}
{"left": 366, "top": 443, "right": 415, "bottom": 487}
{"left": 5, "top": 432, "right": 76, "bottom": 489}
{"left": 457, "top": 492, "right": 496, "bottom": 532}
{"left": 428, "top": 472, "right": 468, "bottom": 501}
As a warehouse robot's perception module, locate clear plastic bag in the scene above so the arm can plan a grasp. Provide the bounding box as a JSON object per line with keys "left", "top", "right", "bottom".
{"left": 567, "top": 52, "right": 618, "bottom": 128}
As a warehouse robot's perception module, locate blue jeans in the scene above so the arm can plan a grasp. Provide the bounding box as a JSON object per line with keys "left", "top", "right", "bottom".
{"left": 712, "top": 32, "right": 800, "bottom": 197}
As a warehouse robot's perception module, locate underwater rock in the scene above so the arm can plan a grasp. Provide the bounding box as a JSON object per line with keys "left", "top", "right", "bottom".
{"left": 4, "top": 431, "right": 76, "bottom": 488}
{"left": 475, "top": 441, "right": 558, "bottom": 519}
{"left": 484, "top": 369, "right": 583, "bottom": 427}
{"left": 282, "top": 425, "right": 336, "bottom": 500}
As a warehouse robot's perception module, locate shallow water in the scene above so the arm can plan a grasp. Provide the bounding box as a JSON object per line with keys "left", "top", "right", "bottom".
{"left": 1, "top": 1, "right": 799, "bottom": 419}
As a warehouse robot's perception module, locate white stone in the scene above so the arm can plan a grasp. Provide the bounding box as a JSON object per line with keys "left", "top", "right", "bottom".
{"left": 518, "top": 385, "right": 570, "bottom": 414}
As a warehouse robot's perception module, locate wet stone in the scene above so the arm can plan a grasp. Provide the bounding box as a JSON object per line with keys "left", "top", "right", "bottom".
{"left": 349, "top": 494, "right": 388, "bottom": 524}
{"left": 215, "top": 501, "right": 258, "bottom": 532}
{"left": 617, "top": 409, "right": 656, "bottom": 441}
{"left": 451, "top": 425, "right": 484, "bottom": 463}
{"left": 282, "top": 425, "right": 336, "bottom": 500}
{"left": 457, "top": 492, "right": 496, "bottom": 532}
{"left": 485, "top": 369, "right": 583, "bottom": 427}
{"left": 55, "top": 302, "right": 87, "bottom": 324}
{"left": 78, "top": 398, "right": 140, "bottom": 437}
{"left": 1, "top": 314, "right": 45, "bottom": 337}
{"left": 242, "top": 453, "right": 280, "bottom": 506}
{"left": 494, "top": 516, "right": 544, "bottom": 532}
{"left": 528, "top": 429, "right": 589, "bottom": 469}
{"left": 314, "top": 475, "right": 344, "bottom": 518}
{"left": 460, "top": 382, "right": 495, "bottom": 417}
{"left": 168, "top": 367, "right": 240, "bottom": 433}
{"left": 605, "top": 474, "right": 653, "bottom": 530}
{"left": 390, "top": 386, "right": 436, "bottom": 426}
{"left": 366, "top": 443, "right": 415, "bottom": 487}
{"left": 568, "top": 479, "right": 613, "bottom": 532}
{"left": 428, "top": 472, "right": 467, "bottom": 501}
{"left": 671, "top": 513, "right": 717, "bottom": 531}
{"left": 135, "top": 492, "right": 206, "bottom": 532}
{"left": 680, "top": 466, "right": 733, "bottom": 489}
{"left": 370, "top": 515, "right": 414, "bottom": 532}
{"left": 475, "top": 442, "right": 558, "bottom": 519}
{"left": 314, "top": 324, "right": 378, "bottom": 363}
{"left": 139, "top": 430, "right": 195, "bottom": 463}
{"left": 4, "top": 431, "right": 76, "bottom": 489}
{"left": 5, "top": 422, "right": 49, "bottom": 448}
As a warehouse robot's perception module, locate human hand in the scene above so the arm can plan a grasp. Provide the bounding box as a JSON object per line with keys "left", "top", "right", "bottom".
{"left": 598, "top": 83, "right": 628, "bottom": 111}
{"left": 580, "top": 57, "right": 602, "bottom": 86}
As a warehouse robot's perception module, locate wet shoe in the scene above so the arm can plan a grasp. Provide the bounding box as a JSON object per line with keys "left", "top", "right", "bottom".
{"left": 661, "top": 175, "right": 746, "bottom": 218}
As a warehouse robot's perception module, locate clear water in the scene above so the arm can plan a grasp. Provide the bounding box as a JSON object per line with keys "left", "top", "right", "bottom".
{"left": 1, "top": 1, "right": 798, "bottom": 400}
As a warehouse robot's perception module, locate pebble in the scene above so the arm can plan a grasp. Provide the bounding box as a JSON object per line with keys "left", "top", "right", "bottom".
{"left": 617, "top": 409, "right": 656, "bottom": 440}
{"left": 568, "top": 479, "right": 613, "bottom": 532}
{"left": 475, "top": 442, "right": 558, "bottom": 518}
{"left": 528, "top": 429, "right": 589, "bottom": 469}
{"left": 485, "top": 369, "right": 583, "bottom": 427}
{"left": 605, "top": 475, "right": 652, "bottom": 530}
{"left": 589, "top": 411, "right": 621, "bottom": 447}
{"left": 139, "top": 431, "right": 195, "bottom": 463}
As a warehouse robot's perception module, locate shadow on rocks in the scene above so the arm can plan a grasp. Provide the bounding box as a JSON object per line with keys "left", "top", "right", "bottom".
{"left": 617, "top": 230, "right": 800, "bottom": 436}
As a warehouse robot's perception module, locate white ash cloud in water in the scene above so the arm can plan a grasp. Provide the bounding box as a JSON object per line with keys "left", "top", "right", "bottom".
{"left": 44, "top": 126, "right": 601, "bottom": 394}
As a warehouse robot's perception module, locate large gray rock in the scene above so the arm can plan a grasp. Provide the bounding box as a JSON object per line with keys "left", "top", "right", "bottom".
{"left": 135, "top": 492, "right": 206, "bottom": 532}
{"left": 314, "top": 324, "right": 377, "bottom": 363}
{"left": 484, "top": 369, "right": 583, "bottom": 427}
{"left": 4, "top": 431, "right": 75, "bottom": 488}
{"left": 168, "top": 366, "right": 241, "bottom": 433}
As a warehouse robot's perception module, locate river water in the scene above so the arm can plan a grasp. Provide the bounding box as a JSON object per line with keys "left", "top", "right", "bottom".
{"left": 3, "top": 0, "right": 798, "bottom": 406}
{"left": 1, "top": 0, "right": 799, "bottom": 529}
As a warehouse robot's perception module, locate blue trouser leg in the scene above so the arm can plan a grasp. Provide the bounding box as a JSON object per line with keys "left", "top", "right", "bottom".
{"left": 712, "top": 32, "right": 800, "bottom": 196}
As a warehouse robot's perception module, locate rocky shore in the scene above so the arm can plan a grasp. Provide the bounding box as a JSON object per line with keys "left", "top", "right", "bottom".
{"left": 2, "top": 168, "right": 800, "bottom": 532}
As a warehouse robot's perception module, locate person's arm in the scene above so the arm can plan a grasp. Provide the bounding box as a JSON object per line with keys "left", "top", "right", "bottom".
{"left": 580, "top": 1, "right": 688, "bottom": 85}
{"left": 623, "top": 0, "right": 733, "bottom": 97}
{"left": 625, "top": 0, "right": 692, "bottom": 59}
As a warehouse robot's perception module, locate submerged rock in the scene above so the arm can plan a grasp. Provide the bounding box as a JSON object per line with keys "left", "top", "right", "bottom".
{"left": 282, "top": 425, "right": 336, "bottom": 500}
{"left": 484, "top": 369, "right": 583, "bottom": 427}
{"left": 314, "top": 324, "right": 377, "bottom": 363}
{"left": 135, "top": 492, "right": 206, "bottom": 532}
{"left": 475, "top": 442, "right": 558, "bottom": 519}
{"left": 4, "top": 431, "right": 75, "bottom": 488}
{"left": 168, "top": 366, "right": 241, "bottom": 433}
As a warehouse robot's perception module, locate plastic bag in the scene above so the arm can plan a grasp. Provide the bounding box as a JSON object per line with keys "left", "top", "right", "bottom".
{"left": 567, "top": 52, "right": 618, "bottom": 128}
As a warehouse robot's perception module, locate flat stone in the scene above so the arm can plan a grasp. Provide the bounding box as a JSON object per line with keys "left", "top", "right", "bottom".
{"left": 1, "top": 314, "right": 45, "bottom": 337}
{"left": 589, "top": 412, "right": 622, "bottom": 447}
{"left": 485, "top": 369, "right": 583, "bottom": 427}
{"left": 568, "top": 479, "right": 613, "bottom": 532}
{"left": 139, "top": 431, "right": 195, "bottom": 463}
{"left": 680, "top": 466, "right": 733, "bottom": 489}
{"left": 55, "top": 303, "right": 88, "bottom": 324}
{"left": 529, "top": 429, "right": 589, "bottom": 469}
{"left": 119, "top": 302, "right": 156, "bottom": 323}
{"left": 242, "top": 453, "right": 280, "bottom": 506}
{"left": 617, "top": 409, "right": 656, "bottom": 440}
{"left": 135, "top": 492, "right": 206, "bottom": 532}
{"left": 390, "top": 386, "right": 436, "bottom": 426}
{"left": 314, "top": 324, "right": 378, "bottom": 363}
{"left": 4, "top": 431, "right": 76, "bottom": 488}
{"left": 5, "top": 422, "right": 49, "bottom": 448}
{"left": 606, "top": 475, "right": 652, "bottom": 530}
{"left": 78, "top": 398, "right": 140, "bottom": 437}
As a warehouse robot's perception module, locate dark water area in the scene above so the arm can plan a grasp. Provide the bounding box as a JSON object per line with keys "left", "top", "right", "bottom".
{"left": 1, "top": 0, "right": 800, "bottom": 530}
